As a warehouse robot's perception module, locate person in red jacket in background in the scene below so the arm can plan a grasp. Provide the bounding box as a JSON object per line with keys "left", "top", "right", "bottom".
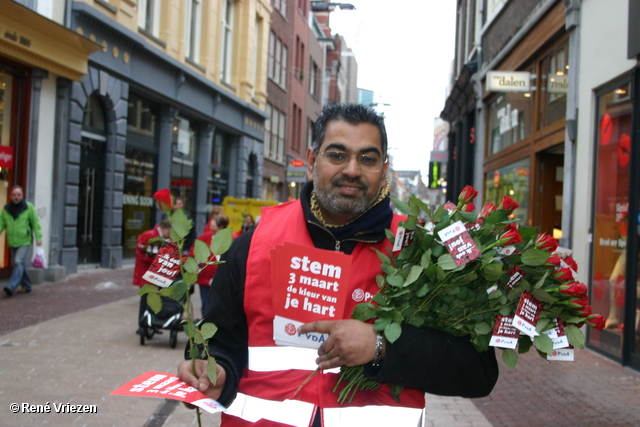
{"left": 133, "top": 217, "right": 172, "bottom": 287}
{"left": 203, "top": 205, "right": 224, "bottom": 234}
{"left": 190, "top": 214, "right": 229, "bottom": 317}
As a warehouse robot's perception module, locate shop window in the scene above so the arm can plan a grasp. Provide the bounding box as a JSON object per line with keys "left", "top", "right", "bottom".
{"left": 124, "top": 94, "right": 159, "bottom": 258}
{"left": 208, "top": 131, "right": 232, "bottom": 206}
{"left": 484, "top": 157, "right": 529, "bottom": 226}
{"left": 184, "top": 0, "right": 202, "bottom": 63}
{"left": 487, "top": 90, "right": 533, "bottom": 155}
{"left": 138, "top": 0, "right": 160, "bottom": 39}
{"left": 123, "top": 149, "right": 156, "bottom": 258}
{"left": 127, "top": 94, "right": 157, "bottom": 147}
{"left": 220, "top": 0, "right": 235, "bottom": 83}
{"left": 589, "top": 79, "right": 632, "bottom": 357}
{"left": 539, "top": 42, "right": 569, "bottom": 129}
{"left": 171, "top": 117, "right": 197, "bottom": 211}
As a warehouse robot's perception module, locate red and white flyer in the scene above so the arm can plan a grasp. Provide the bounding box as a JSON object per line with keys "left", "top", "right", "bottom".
{"left": 110, "top": 371, "right": 226, "bottom": 414}
{"left": 392, "top": 226, "right": 414, "bottom": 252}
{"left": 513, "top": 291, "right": 543, "bottom": 337}
{"left": 542, "top": 318, "right": 570, "bottom": 349}
{"left": 489, "top": 315, "right": 520, "bottom": 349}
{"left": 504, "top": 265, "right": 526, "bottom": 290}
{"left": 437, "top": 220, "right": 480, "bottom": 267}
{"left": 271, "top": 242, "right": 351, "bottom": 348}
{"left": 547, "top": 346, "right": 575, "bottom": 361}
{"left": 142, "top": 242, "right": 181, "bottom": 288}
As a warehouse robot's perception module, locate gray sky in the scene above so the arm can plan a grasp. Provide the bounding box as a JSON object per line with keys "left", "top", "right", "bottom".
{"left": 329, "top": 1, "right": 456, "bottom": 173}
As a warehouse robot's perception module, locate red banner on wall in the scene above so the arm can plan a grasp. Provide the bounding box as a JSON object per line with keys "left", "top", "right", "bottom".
{"left": 0, "top": 146, "right": 14, "bottom": 169}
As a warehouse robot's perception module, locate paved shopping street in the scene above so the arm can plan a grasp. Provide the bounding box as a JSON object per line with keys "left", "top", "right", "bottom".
{"left": 0, "top": 266, "right": 639, "bottom": 426}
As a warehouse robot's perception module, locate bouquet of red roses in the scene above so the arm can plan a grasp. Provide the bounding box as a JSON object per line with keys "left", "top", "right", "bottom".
{"left": 331, "top": 186, "right": 605, "bottom": 404}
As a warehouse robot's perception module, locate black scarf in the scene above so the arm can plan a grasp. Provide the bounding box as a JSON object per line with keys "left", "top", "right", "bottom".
{"left": 4, "top": 199, "right": 28, "bottom": 220}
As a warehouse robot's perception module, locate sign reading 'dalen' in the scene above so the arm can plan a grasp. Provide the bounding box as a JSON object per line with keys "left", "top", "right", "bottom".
{"left": 486, "top": 71, "right": 531, "bottom": 92}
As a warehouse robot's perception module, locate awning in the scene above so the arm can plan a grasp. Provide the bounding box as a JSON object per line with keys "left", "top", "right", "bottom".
{"left": 0, "top": 0, "right": 102, "bottom": 81}
{"left": 440, "top": 62, "right": 478, "bottom": 123}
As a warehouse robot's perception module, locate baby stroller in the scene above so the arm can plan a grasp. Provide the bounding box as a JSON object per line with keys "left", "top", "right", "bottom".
{"left": 137, "top": 293, "right": 184, "bottom": 349}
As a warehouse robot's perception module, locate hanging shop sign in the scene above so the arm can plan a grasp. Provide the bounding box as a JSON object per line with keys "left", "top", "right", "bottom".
{"left": 0, "top": 146, "right": 14, "bottom": 169}
{"left": 286, "top": 158, "right": 307, "bottom": 183}
{"left": 547, "top": 74, "right": 568, "bottom": 94}
{"left": 486, "top": 71, "right": 531, "bottom": 92}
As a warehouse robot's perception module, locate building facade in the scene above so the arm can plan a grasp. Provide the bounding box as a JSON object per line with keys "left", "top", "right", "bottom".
{"left": 443, "top": 0, "right": 640, "bottom": 372}
{"left": 0, "top": 0, "right": 100, "bottom": 281}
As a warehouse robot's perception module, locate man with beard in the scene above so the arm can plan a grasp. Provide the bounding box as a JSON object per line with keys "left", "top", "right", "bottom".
{"left": 178, "top": 104, "right": 498, "bottom": 426}
{"left": 1, "top": 185, "right": 42, "bottom": 297}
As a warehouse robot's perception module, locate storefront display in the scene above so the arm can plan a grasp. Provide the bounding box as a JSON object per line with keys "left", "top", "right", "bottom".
{"left": 484, "top": 158, "right": 529, "bottom": 226}
{"left": 589, "top": 79, "right": 632, "bottom": 357}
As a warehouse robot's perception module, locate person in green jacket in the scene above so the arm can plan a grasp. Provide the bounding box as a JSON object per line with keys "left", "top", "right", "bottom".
{"left": 1, "top": 185, "right": 42, "bottom": 296}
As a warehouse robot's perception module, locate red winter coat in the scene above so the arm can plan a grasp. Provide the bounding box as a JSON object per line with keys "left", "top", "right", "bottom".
{"left": 133, "top": 227, "right": 164, "bottom": 287}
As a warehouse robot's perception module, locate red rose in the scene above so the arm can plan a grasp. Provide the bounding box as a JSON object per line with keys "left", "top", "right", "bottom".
{"left": 498, "top": 224, "right": 522, "bottom": 245}
{"left": 569, "top": 297, "right": 590, "bottom": 308}
{"left": 463, "top": 202, "right": 476, "bottom": 213}
{"left": 535, "top": 234, "right": 558, "bottom": 252}
{"left": 478, "top": 203, "right": 497, "bottom": 219}
{"left": 559, "top": 282, "right": 588, "bottom": 297}
{"left": 154, "top": 188, "right": 173, "bottom": 213}
{"left": 458, "top": 185, "right": 478, "bottom": 205}
{"left": 544, "top": 254, "right": 562, "bottom": 267}
{"left": 553, "top": 267, "right": 575, "bottom": 281}
{"left": 564, "top": 255, "right": 578, "bottom": 272}
{"left": 577, "top": 305, "right": 593, "bottom": 318}
{"left": 499, "top": 196, "right": 520, "bottom": 213}
{"left": 586, "top": 315, "right": 606, "bottom": 331}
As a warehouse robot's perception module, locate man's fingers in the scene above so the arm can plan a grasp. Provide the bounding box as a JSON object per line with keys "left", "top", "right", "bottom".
{"left": 298, "top": 320, "right": 332, "bottom": 334}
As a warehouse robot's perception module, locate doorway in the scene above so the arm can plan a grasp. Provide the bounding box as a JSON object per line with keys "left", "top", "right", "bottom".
{"left": 535, "top": 146, "right": 564, "bottom": 239}
{"left": 77, "top": 133, "right": 105, "bottom": 265}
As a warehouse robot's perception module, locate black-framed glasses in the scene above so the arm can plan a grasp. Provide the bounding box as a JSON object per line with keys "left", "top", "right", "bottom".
{"left": 318, "top": 150, "right": 387, "bottom": 172}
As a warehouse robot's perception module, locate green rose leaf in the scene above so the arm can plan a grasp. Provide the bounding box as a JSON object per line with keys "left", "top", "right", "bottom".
{"left": 171, "top": 280, "right": 189, "bottom": 300}
{"left": 171, "top": 208, "right": 192, "bottom": 240}
{"left": 521, "top": 248, "right": 552, "bottom": 266}
{"left": 159, "top": 287, "right": 173, "bottom": 297}
{"left": 200, "top": 322, "right": 218, "bottom": 340}
{"left": 210, "top": 227, "right": 233, "bottom": 256}
{"left": 474, "top": 322, "right": 493, "bottom": 335}
{"left": 533, "top": 333, "right": 554, "bottom": 354}
{"left": 374, "top": 248, "right": 391, "bottom": 265}
{"left": 386, "top": 275, "right": 404, "bottom": 288}
{"left": 384, "top": 322, "right": 402, "bottom": 344}
{"left": 137, "top": 283, "right": 159, "bottom": 296}
{"left": 531, "top": 288, "right": 558, "bottom": 303}
{"left": 146, "top": 292, "right": 162, "bottom": 314}
{"left": 193, "top": 239, "right": 211, "bottom": 264}
{"left": 502, "top": 348, "right": 518, "bottom": 369}
{"left": 182, "top": 271, "right": 198, "bottom": 285}
{"left": 437, "top": 253, "right": 457, "bottom": 270}
{"left": 392, "top": 197, "right": 419, "bottom": 217}
{"left": 183, "top": 256, "right": 199, "bottom": 274}
{"left": 207, "top": 356, "right": 218, "bottom": 385}
{"left": 189, "top": 346, "right": 199, "bottom": 360}
{"left": 564, "top": 324, "right": 585, "bottom": 349}
{"left": 405, "top": 265, "right": 423, "bottom": 287}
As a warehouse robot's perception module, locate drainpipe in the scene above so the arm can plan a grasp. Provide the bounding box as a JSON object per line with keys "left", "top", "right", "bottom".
{"left": 560, "top": 0, "right": 581, "bottom": 249}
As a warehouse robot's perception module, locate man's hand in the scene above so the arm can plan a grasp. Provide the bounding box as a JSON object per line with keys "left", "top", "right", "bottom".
{"left": 298, "top": 320, "right": 381, "bottom": 369}
{"left": 178, "top": 359, "right": 227, "bottom": 402}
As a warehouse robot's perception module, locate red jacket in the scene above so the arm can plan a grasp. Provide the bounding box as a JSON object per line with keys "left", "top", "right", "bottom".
{"left": 188, "top": 231, "right": 219, "bottom": 286}
{"left": 222, "top": 200, "right": 424, "bottom": 426}
{"left": 133, "top": 227, "right": 164, "bottom": 287}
